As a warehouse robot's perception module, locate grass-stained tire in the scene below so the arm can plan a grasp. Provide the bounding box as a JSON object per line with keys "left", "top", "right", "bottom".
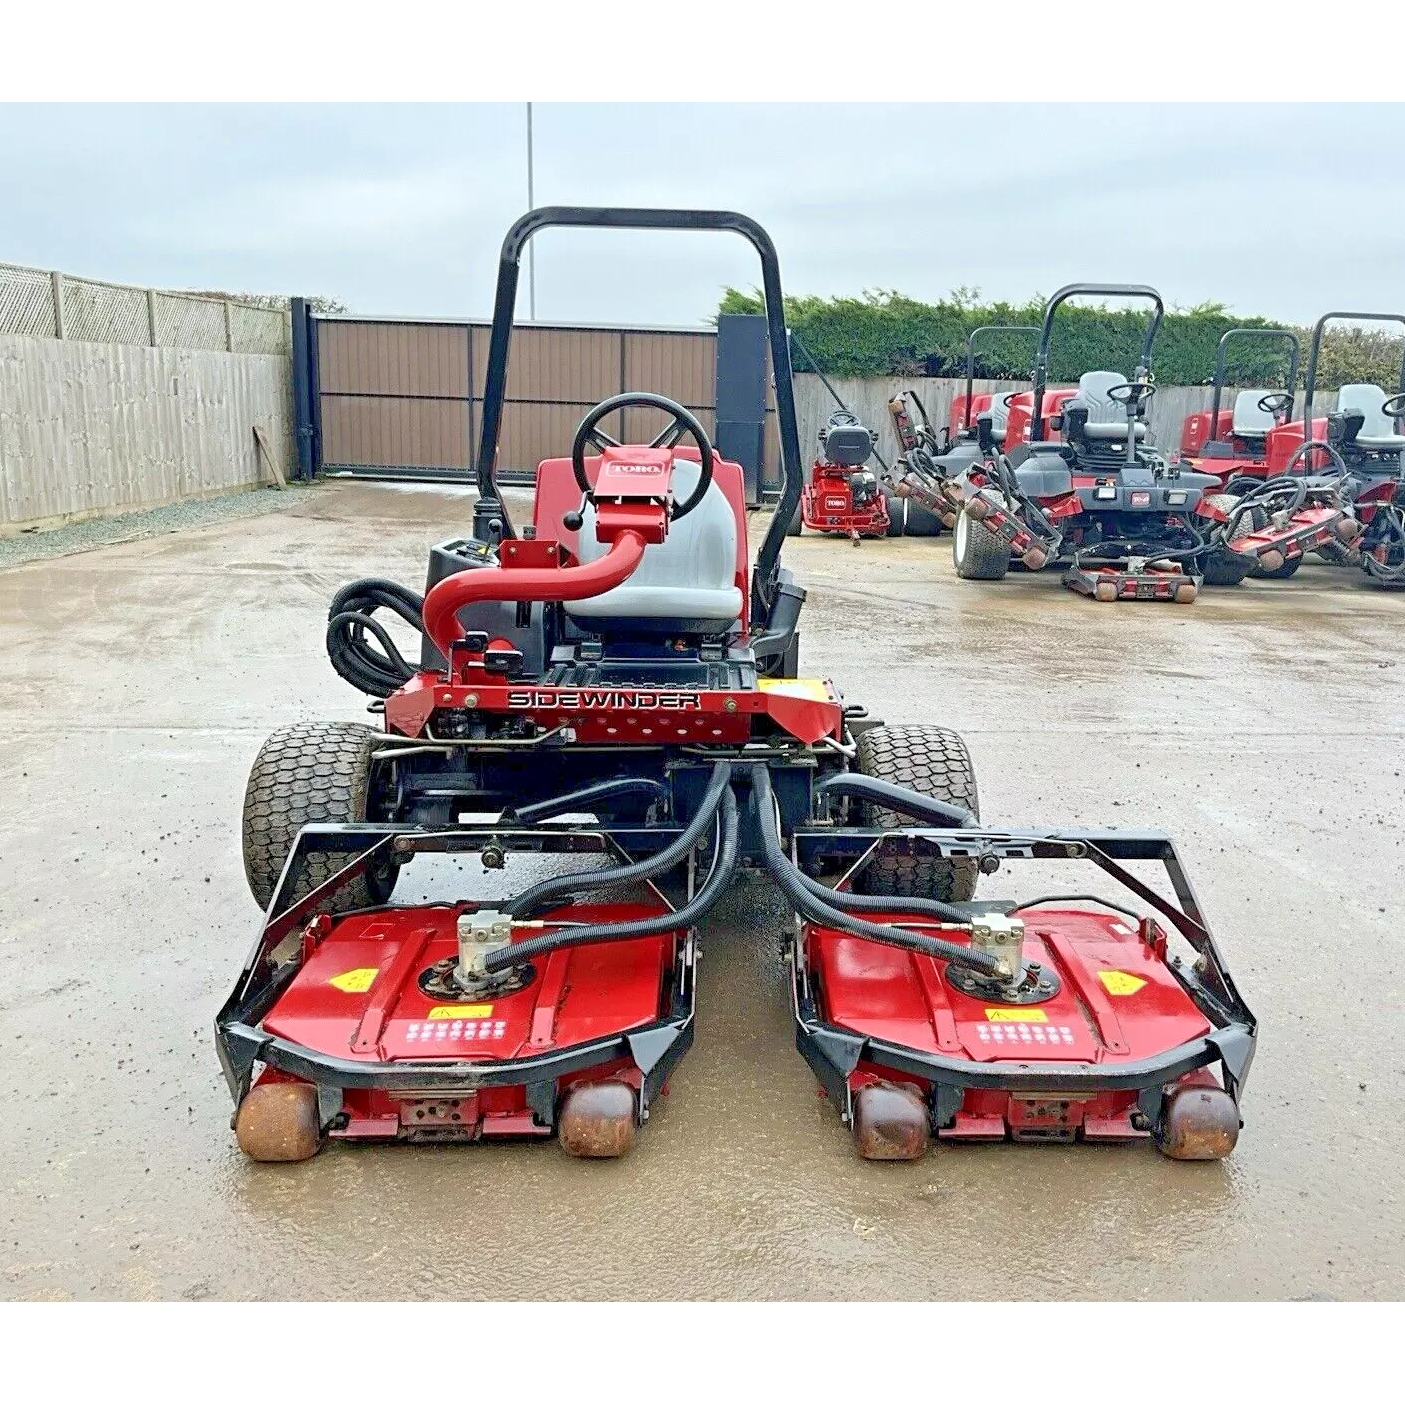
{"left": 952, "top": 508, "right": 1010, "bottom": 580}
{"left": 1201, "top": 495, "right": 1264, "bottom": 587}
{"left": 853, "top": 724, "right": 980, "bottom": 902}
{"left": 242, "top": 720, "right": 394, "bottom": 912}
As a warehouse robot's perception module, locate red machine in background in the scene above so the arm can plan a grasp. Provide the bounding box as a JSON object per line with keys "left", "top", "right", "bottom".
{"left": 789, "top": 410, "right": 890, "bottom": 544}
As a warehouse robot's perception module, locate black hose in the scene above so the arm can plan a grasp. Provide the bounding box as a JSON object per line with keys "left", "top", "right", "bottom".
{"left": 815, "top": 773, "right": 978, "bottom": 829}
{"left": 505, "top": 761, "right": 731, "bottom": 919}
{"left": 503, "top": 777, "right": 668, "bottom": 825}
{"left": 749, "top": 766, "right": 1000, "bottom": 977}
{"left": 793, "top": 864, "right": 969, "bottom": 924}
{"left": 326, "top": 578, "right": 426, "bottom": 698}
{"left": 484, "top": 785, "right": 740, "bottom": 972}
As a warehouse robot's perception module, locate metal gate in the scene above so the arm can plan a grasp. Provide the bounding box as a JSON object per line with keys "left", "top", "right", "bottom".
{"left": 311, "top": 315, "right": 777, "bottom": 486}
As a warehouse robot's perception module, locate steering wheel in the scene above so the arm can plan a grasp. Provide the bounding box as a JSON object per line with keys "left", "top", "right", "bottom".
{"left": 1257, "top": 392, "right": 1294, "bottom": 417}
{"left": 1383, "top": 393, "right": 1405, "bottom": 418}
{"left": 1106, "top": 382, "right": 1156, "bottom": 410}
{"left": 571, "top": 392, "right": 715, "bottom": 520}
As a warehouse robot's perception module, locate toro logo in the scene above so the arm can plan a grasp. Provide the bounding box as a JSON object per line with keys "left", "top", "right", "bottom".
{"left": 611, "top": 463, "right": 666, "bottom": 475}
{"left": 506, "top": 689, "right": 702, "bottom": 711}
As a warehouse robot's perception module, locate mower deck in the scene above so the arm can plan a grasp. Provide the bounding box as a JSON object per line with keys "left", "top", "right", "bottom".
{"left": 790, "top": 827, "right": 1255, "bottom": 1159}
{"left": 1063, "top": 557, "right": 1199, "bottom": 603}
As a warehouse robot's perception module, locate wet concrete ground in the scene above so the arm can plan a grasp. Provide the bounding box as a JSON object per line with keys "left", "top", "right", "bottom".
{"left": 2, "top": 480, "right": 1402, "bottom": 1300}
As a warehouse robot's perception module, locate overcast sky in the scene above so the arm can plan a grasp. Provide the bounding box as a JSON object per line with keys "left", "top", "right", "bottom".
{"left": 2, "top": 103, "right": 1401, "bottom": 327}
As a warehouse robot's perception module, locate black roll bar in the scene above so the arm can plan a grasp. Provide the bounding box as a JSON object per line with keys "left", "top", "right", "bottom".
{"left": 1302, "top": 311, "right": 1405, "bottom": 420}
{"left": 1029, "top": 283, "right": 1164, "bottom": 443}
{"left": 962, "top": 325, "right": 1039, "bottom": 431}
{"left": 1208, "top": 328, "right": 1300, "bottom": 437}
{"left": 470, "top": 206, "right": 803, "bottom": 623}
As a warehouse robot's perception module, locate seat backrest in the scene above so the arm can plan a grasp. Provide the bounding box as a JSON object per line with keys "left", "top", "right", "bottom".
{"left": 1073, "top": 370, "right": 1132, "bottom": 426}
{"left": 1231, "top": 389, "right": 1276, "bottom": 438}
{"left": 1337, "top": 383, "right": 1396, "bottom": 440}
{"left": 986, "top": 392, "right": 1012, "bottom": 437}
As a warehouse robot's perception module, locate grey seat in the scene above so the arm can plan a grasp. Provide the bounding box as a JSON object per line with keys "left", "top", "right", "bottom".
{"left": 565, "top": 459, "right": 743, "bottom": 630}
{"left": 1337, "top": 383, "right": 1405, "bottom": 451}
{"left": 1067, "top": 370, "right": 1148, "bottom": 441}
{"left": 1231, "top": 389, "right": 1277, "bottom": 439}
{"left": 984, "top": 392, "right": 1013, "bottom": 438}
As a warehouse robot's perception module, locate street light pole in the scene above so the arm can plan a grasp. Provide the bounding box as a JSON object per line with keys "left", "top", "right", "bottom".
{"left": 526, "top": 102, "right": 537, "bottom": 321}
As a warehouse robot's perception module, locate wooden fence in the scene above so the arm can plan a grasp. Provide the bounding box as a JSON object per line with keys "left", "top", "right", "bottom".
{"left": 0, "top": 332, "right": 292, "bottom": 534}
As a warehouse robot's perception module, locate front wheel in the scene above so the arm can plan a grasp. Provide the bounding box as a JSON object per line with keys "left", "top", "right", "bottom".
{"left": 853, "top": 724, "right": 979, "bottom": 902}
{"left": 241, "top": 720, "right": 397, "bottom": 912}
{"left": 952, "top": 508, "right": 1010, "bottom": 579}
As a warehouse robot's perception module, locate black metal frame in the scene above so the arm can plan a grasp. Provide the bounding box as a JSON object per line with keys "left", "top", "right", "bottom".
{"left": 787, "top": 826, "right": 1257, "bottom": 1130}
{"left": 962, "top": 324, "right": 1040, "bottom": 432}
{"left": 469, "top": 207, "right": 804, "bottom": 624}
{"left": 1207, "top": 327, "right": 1301, "bottom": 439}
{"left": 1030, "top": 284, "right": 1165, "bottom": 443}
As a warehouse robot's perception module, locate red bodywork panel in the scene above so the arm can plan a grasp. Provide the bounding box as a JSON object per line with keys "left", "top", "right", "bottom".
{"left": 1266, "top": 418, "right": 1330, "bottom": 474}
{"left": 1002, "top": 389, "right": 1073, "bottom": 450}
{"left": 1180, "top": 409, "right": 1234, "bottom": 458}
{"left": 948, "top": 392, "right": 993, "bottom": 439}
{"left": 810, "top": 907, "right": 1212, "bottom": 1140}
{"left": 384, "top": 671, "right": 844, "bottom": 746}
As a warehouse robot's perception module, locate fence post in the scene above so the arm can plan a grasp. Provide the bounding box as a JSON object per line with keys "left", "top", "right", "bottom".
{"left": 223, "top": 300, "right": 234, "bottom": 352}
{"left": 50, "top": 271, "right": 66, "bottom": 339}
{"left": 289, "top": 297, "right": 317, "bottom": 482}
{"left": 147, "top": 288, "right": 158, "bottom": 346}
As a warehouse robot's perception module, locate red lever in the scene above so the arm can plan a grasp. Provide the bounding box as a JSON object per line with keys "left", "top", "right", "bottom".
{"left": 422, "top": 529, "right": 647, "bottom": 662}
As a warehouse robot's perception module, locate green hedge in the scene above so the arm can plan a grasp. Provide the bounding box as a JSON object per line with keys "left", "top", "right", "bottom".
{"left": 718, "top": 287, "right": 1402, "bottom": 390}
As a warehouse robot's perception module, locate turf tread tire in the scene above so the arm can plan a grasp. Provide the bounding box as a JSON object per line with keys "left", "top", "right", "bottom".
{"left": 853, "top": 724, "right": 979, "bottom": 902}
{"left": 242, "top": 720, "right": 392, "bottom": 912}
{"left": 953, "top": 509, "right": 1010, "bottom": 580}
{"left": 1201, "top": 494, "right": 1262, "bottom": 587}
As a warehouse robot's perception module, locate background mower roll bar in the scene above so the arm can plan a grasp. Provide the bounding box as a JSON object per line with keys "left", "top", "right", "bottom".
{"left": 1302, "top": 311, "right": 1405, "bottom": 430}
{"left": 1208, "top": 327, "right": 1300, "bottom": 433}
{"left": 1029, "top": 284, "right": 1164, "bottom": 443}
{"left": 962, "top": 325, "right": 1039, "bottom": 431}
{"left": 470, "top": 206, "right": 804, "bottom": 623}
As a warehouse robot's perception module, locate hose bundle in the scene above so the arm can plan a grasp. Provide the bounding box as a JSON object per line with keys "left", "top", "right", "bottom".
{"left": 325, "top": 578, "right": 426, "bottom": 698}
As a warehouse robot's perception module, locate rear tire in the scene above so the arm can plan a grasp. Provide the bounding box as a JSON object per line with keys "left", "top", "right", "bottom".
{"left": 953, "top": 509, "right": 1010, "bottom": 580}
{"left": 853, "top": 724, "right": 979, "bottom": 902}
{"left": 242, "top": 720, "right": 396, "bottom": 912}
{"left": 882, "top": 486, "right": 906, "bottom": 537}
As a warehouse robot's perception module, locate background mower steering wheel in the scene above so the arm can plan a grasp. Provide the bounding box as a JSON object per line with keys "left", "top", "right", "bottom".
{"left": 1105, "top": 381, "right": 1156, "bottom": 411}
{"left": 1382, "top": 392, "right": 1405, "bottom": 419}
{"left": 571, "top": 392, "right": 715, "bottom": 520}
{"left": 1257, "top": 391, "right": 1294, "bottom": 417}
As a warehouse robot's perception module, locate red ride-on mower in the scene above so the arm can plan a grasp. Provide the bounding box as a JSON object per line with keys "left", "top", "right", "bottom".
{"left": 886, "top": 324, "right": 1040, "bottom": 529}
{"left": 219, "top": 208, "right": 1255, "bottom": 1166}
{"left": 1261, "top": 310, "right": 1405, "bottom": 586}
{"left": 788, "top": 410, "right": 890, "bottom": 544}
{"left": 951, "top": 284, "right": 1278, "bottom": 601}
{"left": 1176, "top": 328, "right": 1354, "bottom": 580}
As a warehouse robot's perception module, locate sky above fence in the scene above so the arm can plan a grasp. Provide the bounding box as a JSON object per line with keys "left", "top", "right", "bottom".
{"left": 1, "top": 103, "right": 1402, "bottom": 329}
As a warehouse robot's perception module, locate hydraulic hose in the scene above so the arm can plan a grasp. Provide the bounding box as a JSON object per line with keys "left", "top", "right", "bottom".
{"left": 483, "top": 784, "right": 740, "bottom": 972}
{"left": 815, "top": 773, "right": 978, "bottom": 830}
{"left": 1221, "top": 474, "right": 1308, "bottom": 540}
{"left": 502, "top": 777, "right": 669, "bottom": 825}
{"left": 749, "top": 765, "right": 1001, "bottom": 977}
{"left": 326, "top": 578, "right": 426, "bottom": 698}
{"left": 505, "top": 761, "right": 732, "bottom": 919}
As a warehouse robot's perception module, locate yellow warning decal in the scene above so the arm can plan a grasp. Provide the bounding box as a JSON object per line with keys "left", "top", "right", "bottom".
{"left": 757, "top": 678, "right": 831, "bottom": 702}
{"left": 984, "top": 1008, "right": 1048, "bottom": 1023}
{"left": 426, "top": 1004, "right": 494, "bottom": 1020}
{"left": 328, "top": 967, "right": 379, "bottom": 993}
{"left": 1098, "top": 970, "right": 1147, "bottom": 996}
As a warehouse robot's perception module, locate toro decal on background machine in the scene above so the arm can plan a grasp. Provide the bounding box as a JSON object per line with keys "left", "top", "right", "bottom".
{"left": 218, "top": 207, "right": 1255, "bottom": 1168}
